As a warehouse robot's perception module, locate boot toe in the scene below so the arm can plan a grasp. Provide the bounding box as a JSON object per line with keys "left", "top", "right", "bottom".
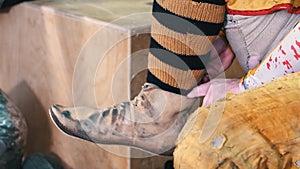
{"left": 49, "top": 104, "right": 81, "bottom": 137}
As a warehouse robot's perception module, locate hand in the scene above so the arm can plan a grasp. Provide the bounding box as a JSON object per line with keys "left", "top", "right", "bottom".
{"left": 188, "top": 78, "right": 241, "bottom": 106}
{"left": 202, "top": 37, "right": 235, "bottom": 82}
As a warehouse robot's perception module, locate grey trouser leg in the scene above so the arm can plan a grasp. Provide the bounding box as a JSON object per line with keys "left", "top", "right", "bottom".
{"left": 225, "top": 10, "right": 300, "bottom": 71}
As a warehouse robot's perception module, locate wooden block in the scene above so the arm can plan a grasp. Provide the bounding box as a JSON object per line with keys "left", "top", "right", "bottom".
{"left": 174, "top": 72, "right": 300, "bottom": 168}
{"left": 0, "top": 1, "right": 171, "bottom": 169}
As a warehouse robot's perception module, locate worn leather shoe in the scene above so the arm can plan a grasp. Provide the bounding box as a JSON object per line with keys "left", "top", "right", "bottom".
{"left": 49, "top": 83, "right": 199, "bottom": 155}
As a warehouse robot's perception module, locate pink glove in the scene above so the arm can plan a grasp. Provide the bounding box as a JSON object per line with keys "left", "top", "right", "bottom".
{"left": 187, "top": 37, "right": 237, "bottom": 106}
{"left": 187, "top": 78, "right": 241, "bottom": 106}
{"left": 187, "top": 37, "right": 236, "bottom": 106}
{"left": 189, "top": 21, "right": 300, "bottom": 107}
{"left": 203, "top": 37, "right": 235, "bottom": 82}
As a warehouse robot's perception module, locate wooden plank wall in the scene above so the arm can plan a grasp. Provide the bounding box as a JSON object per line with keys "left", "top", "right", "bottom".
{"left": 0, "top": 2, "right": 131, "bottom": 169}
{"left": 0, "top": 1, "right": 175, "bottom": 168}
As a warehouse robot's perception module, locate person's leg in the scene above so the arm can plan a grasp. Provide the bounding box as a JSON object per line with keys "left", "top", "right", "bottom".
{"left": 225, "top": 10, "right": 300, "bottom": 71}
{"left": 240, "top": 20, "right": 300, "bottom": 90}
{"left": 146, "top": 0, "right": 226, "bottom": 95}
{"left": 49, "top": 0, "right": 226, "bottom": 154}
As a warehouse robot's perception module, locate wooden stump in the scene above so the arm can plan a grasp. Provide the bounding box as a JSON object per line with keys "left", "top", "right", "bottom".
{"left": 174, "top": 72, "right": 300, "bottom": 169}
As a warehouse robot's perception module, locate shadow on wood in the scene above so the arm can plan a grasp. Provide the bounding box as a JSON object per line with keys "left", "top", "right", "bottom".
{"left": 8, "top": 81, "right": 52, "bottom": 156}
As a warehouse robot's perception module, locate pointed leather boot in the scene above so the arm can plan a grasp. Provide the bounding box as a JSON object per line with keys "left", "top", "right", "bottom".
{"left": 49, "top": 83, "right": 199, "bottom": 155}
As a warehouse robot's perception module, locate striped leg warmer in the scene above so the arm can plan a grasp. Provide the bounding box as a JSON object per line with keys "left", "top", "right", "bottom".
{"left": 147, "top": 0, "right": 226, "bottom": 95}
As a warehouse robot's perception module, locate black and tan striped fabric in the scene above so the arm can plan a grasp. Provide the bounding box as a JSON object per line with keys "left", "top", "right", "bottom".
{"left": 147, "top": 0, "right": 226, "bottom": 95}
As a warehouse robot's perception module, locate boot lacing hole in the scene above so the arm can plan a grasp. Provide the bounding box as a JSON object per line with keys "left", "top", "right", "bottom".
{"left": 132, "top": 97, "right": 138, "bottom": 106}
{"left": 132, "top": 94, "right": 147, "bottom": 108}
{"left": 142, "top": 84, "right": 149, "bottom": 89}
